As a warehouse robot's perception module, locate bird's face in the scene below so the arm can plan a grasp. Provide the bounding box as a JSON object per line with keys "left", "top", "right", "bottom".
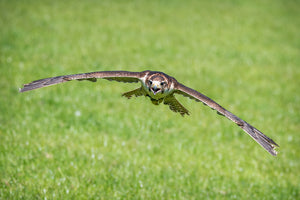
{"left": 147, "top": 75, "right": 168, "bottom": 95}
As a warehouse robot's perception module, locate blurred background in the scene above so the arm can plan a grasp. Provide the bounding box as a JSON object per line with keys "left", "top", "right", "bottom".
{"left": 0, "top": 0, "right": 299, "bottom": 199}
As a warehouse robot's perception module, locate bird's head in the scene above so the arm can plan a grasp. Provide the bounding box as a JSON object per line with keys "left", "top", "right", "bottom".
{"left": 147, "top": 75, "right": 168, "bottom": 95}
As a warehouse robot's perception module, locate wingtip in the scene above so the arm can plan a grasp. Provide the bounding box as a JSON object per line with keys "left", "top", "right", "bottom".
{"left": 19, "top": 85, "right": 30, "bottom": 93}
{"left": 271, "top": 149, "right": 278, "bottom": 156}
{"left": 259, "top": 136, "right": 279, "bottom": 156}
{"left": 19, "top": 87, "right": 25, "bottom": 93}
{"left": 272, "top": 140, "right": 280, "bottom": 148}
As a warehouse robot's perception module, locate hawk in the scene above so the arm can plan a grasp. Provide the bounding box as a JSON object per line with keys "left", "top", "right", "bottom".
{"left": 20, "top": 70, "right": 279, "bottom": 156}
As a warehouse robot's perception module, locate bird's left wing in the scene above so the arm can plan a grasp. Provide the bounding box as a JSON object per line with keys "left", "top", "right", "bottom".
{"left": 20, "top": 71, "right": 148, "bottom": 92}
{"left": 174, "top": 82, "right": 279, "bottom": 156}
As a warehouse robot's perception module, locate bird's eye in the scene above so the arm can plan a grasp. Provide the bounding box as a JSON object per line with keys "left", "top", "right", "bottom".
{"left": 160, "top": 82, "right": 165, "bottom": 86}
{"left": 149, "top": 80, "right": 152, "bottom": 85}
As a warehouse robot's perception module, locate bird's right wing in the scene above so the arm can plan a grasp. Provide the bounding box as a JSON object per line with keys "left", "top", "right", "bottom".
{"left": 19, "top": 71, "right": 149, "bottom": 92}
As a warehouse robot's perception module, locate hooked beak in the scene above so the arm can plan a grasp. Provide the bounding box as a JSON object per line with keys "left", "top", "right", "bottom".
{"left": 151, "top": 84, "right": 161, "bottom": 95}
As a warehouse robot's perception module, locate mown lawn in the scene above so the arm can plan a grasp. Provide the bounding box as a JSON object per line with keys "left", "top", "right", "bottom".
{"left": 0, "top": 0, "right": 299, "bottom": 199}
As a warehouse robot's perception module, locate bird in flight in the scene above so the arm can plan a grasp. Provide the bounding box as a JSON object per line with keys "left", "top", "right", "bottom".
{"left": 20, "top": 70, "right": 279, "bottom": 156}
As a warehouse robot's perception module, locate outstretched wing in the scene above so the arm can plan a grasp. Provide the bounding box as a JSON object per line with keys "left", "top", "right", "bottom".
{"left": 19, "top": 71, "right": 148, "bottom": 92}
{"left": 174, "top": 83, "right": 279, "bottom": 156}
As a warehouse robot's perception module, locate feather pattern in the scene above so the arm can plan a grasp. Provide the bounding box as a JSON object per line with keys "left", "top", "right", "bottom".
{"left": 19, "top": 71, "right": 145, "bottom": 92}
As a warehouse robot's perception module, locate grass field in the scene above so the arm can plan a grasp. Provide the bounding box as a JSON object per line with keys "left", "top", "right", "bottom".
{"left": 1, "top": 0, "right": 299, "bottom": 199}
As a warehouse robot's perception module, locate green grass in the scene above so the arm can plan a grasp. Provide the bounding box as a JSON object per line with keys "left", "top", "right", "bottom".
{"left": 1, "top": 0, "right": 299, "bottom": 199}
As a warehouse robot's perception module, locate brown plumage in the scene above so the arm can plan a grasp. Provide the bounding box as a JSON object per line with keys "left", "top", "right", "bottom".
{"left": 20, "top": 70, "right": 279, "bottom": 156}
